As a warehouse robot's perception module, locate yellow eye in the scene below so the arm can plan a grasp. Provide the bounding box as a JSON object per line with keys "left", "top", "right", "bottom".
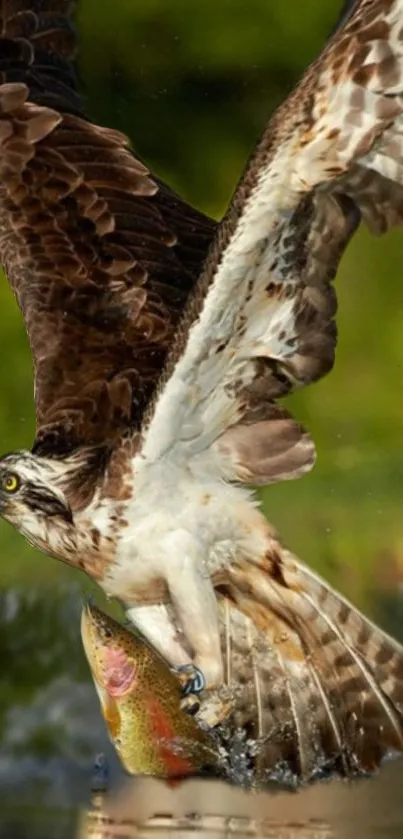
{"left": 2, "top": 473, "right": 19, "bottom": 493}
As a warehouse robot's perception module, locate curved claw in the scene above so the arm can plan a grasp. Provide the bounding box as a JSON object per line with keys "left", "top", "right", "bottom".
{"left": 180, "top": 694, "right": 201, "bottom": 716}
{"left": 175, "top": 663, "right": 206, "bottom": 697}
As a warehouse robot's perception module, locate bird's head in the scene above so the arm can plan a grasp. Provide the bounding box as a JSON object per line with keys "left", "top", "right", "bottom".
{"left": 0, "top": 451, "right": 73, "bottom": 543}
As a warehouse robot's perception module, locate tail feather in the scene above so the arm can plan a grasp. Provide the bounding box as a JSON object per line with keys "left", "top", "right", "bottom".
{"left": 216, "top": 599, "right": 315, "bottom": 780}
{"left": 218, "top": 585, "right": 349, "bottom": 782}
{"left": 211, "top": 545, "right": 403, "bottom": 784}
{"left": 295, "top": 570, "right": 403, "bottom": 761}
{"left": 294, "top": 586, "right": 403, "bottom": 773}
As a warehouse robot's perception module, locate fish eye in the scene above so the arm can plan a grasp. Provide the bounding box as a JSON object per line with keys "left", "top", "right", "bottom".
{"left": 2, "top": 473, "right": 20, "bottom": 494}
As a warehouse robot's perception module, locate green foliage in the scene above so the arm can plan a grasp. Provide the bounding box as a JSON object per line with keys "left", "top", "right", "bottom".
{"left": 76, "top": 0, "right": 340, "bottom": 211}
{"left": 0, "top": 0, "right": 402, "bottom": 621}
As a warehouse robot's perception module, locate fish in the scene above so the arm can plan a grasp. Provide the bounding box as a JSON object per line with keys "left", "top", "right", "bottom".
{"left": 82, "top": 592, "right": 403, "bottom": 789}
{"left": 81, "top": 602, "right": 221, "bottom": 780}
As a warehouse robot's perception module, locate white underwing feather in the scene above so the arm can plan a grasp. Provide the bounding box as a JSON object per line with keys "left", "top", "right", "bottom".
{"left": 138, "top": 1, "right": 403, "bottom": 487}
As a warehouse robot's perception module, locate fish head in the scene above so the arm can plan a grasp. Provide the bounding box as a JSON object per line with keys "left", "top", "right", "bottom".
{"left": 81, "top": 601, "right": 138, "bottom": 704}
{"left": 81, "top": 602, "right": 220, "bottom": 779}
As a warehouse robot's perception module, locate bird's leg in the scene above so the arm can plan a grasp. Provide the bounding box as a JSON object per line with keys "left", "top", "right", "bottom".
{"left": 127, "top": 530, "right": 223, "bottom": 695}
{"left": 126, "top": 602, "right": 204, "bottom": 714}
{"left": 125, "top": 602, "right": 192, "bottom": 669}
{"left": 162, "top": 529, "right": 223, "bottom": 694}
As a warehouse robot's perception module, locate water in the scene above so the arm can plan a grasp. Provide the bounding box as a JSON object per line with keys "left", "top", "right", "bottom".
{"left": 76, "top": 769, "right": 403, "bottom": 838}
{"left": 3, "top": 769, "right": 403, "bottom": 837}
{"left": 1, "top": 588, "right": 403, "bottom": 839}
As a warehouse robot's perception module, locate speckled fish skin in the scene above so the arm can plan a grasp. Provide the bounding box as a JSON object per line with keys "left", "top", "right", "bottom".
{"left": 81, "top": 603, "right": 220, "bottom": 779}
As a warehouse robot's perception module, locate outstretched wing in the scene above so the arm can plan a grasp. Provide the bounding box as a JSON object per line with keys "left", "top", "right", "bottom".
{"left": 0, "top": 1, "right": 215, "bottom": 455}
{"left": 138, "top": 0, "right": 403, "bottom": 487}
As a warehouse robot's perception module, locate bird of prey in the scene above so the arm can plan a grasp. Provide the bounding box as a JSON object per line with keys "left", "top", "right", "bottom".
{"left": 1, "top": 0, "right": 403, "bottom": 781}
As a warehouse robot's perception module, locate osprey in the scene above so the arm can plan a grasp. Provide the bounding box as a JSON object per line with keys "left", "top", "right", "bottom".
{"left": 1, "top": 0, "right": 403, "bottom": 781}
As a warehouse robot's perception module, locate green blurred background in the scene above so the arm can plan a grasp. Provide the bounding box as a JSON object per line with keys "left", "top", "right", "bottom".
{"left": 0, "top": 0, "right": 402, "bottom": 625}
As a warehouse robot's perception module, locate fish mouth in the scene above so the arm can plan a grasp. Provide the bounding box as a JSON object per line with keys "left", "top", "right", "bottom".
{"left": 81, "top": 600, "right": 111, "bottom": 684}
{"left": 81, "top": 599, "right": 111, "bottom": 650}
{"left": 80, "top": 600, "right": 99, "bottom": 666}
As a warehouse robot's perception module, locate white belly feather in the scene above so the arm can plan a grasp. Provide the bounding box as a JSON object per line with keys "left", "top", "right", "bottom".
{"left": 102, "top": 457, "right": 271, "bottom": 688}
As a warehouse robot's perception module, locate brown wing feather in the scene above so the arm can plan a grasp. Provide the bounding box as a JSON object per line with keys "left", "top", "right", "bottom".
{"left": 0, "top": 0, "right": 83, "bottom": 114}
{"left": 0, "top": 1, "right": 215, "bottom": 455}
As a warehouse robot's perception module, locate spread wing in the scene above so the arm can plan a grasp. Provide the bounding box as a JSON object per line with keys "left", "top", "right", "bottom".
{"left": 0, "top": 0, "right": 215, "bottom": 456}
{"left": 139, "top": 0, "right": 403, "bottom": 487}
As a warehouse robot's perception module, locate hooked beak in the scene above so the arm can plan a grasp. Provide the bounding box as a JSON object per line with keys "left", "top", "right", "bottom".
{"left": 0, "top": 494, "right": 22, "bottom": 523}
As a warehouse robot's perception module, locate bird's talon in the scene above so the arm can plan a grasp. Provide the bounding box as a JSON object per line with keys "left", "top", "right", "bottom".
{"left": 180, "top": 694, "right": 201, "bottom": 716}
{"left": 175, "top": 663, "right": 205, "bottom": 697}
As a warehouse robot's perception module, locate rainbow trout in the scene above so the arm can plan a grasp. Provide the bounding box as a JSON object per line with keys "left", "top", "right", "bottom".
{"left": 81, "top": 603, "right": 221, "bottom": 780}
